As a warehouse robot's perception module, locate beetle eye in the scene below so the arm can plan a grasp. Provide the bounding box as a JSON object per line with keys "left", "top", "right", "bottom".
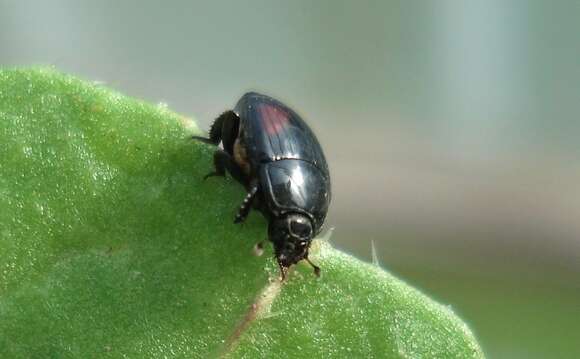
{"left": 289, "top": 219, "right": 312, "bottom": 239}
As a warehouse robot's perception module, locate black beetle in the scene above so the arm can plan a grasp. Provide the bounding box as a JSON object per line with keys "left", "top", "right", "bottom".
{"left": 193, "top": 92, "right": 331, "bottom": 279}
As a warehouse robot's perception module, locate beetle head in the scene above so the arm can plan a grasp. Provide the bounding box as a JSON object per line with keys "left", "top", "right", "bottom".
{"left": 269, "top": 213, "right": 314, "bottom": 270}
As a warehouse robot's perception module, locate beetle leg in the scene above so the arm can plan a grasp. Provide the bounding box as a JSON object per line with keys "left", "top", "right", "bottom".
{"left": 203, "top": 150, "right": 247, "bottom": 185}
{"left": 305, "top": 257, "right": 321, "bottom": 277}
{"left": 219, "top": 111, "right": 240, "bottom": 155}
{"left": 234, "top": 184, "right": 258, "bottom": 224}
{"left": 191, "top": 110, "right": 226, "bottom": 145}
{"left": 191, "top": 135, "right": 215, "bottom": 144}
{"left": 191, "top": 110, "right": 239, "bottom": 152}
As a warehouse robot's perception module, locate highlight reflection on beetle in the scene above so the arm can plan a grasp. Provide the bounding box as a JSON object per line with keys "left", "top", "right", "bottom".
{"left": 193, "top": 92, "right": 331, "bottom": 279}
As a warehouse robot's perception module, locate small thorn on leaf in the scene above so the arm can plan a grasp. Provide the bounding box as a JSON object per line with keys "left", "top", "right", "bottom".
{"left": 252, "top": 241, "right": 264, "bottom": 257}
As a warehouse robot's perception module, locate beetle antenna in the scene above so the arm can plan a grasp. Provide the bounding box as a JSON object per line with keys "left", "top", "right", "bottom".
{"left": 277, "top": 260, "right": 288, "bottom": 282}
{"left": 305, "top": 257, "right": 321, "bottom": 277}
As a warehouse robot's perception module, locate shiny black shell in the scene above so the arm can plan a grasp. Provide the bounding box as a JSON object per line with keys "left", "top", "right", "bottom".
{"left": 234, "top": 92, "right": 331, "bottom": 233}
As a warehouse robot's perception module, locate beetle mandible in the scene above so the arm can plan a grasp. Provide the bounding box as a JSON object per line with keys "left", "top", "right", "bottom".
{"left": 193, "top": 92, "right": 331, "bottom": 279}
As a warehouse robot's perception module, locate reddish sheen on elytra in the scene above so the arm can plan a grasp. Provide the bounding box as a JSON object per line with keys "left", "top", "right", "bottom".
{"left": 258, "top": 103, "right": 289, "bottom": 135}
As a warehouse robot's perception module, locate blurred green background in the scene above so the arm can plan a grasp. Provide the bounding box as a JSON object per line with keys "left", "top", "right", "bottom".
{"left": 1, "top": 1, "right": 579, "bottom": 357}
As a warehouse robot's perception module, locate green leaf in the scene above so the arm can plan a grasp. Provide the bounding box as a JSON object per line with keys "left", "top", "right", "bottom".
{"left": 0, "top": 68, "right": 484, "bottom": 358}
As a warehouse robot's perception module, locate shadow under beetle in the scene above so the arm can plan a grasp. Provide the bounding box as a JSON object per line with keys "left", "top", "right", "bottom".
{"left": 193, "top": 92, "right": 331, "bottom": 279}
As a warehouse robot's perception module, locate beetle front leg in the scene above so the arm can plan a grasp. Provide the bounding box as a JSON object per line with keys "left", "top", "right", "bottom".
{"left": 234, "top": 183, "right": 258, "bottom": 224}
{"left": 192, "top": 110, "right": 239, "bottom": 146}
{"left": 204, "top": 150, "right": 247, "bottom": 185}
